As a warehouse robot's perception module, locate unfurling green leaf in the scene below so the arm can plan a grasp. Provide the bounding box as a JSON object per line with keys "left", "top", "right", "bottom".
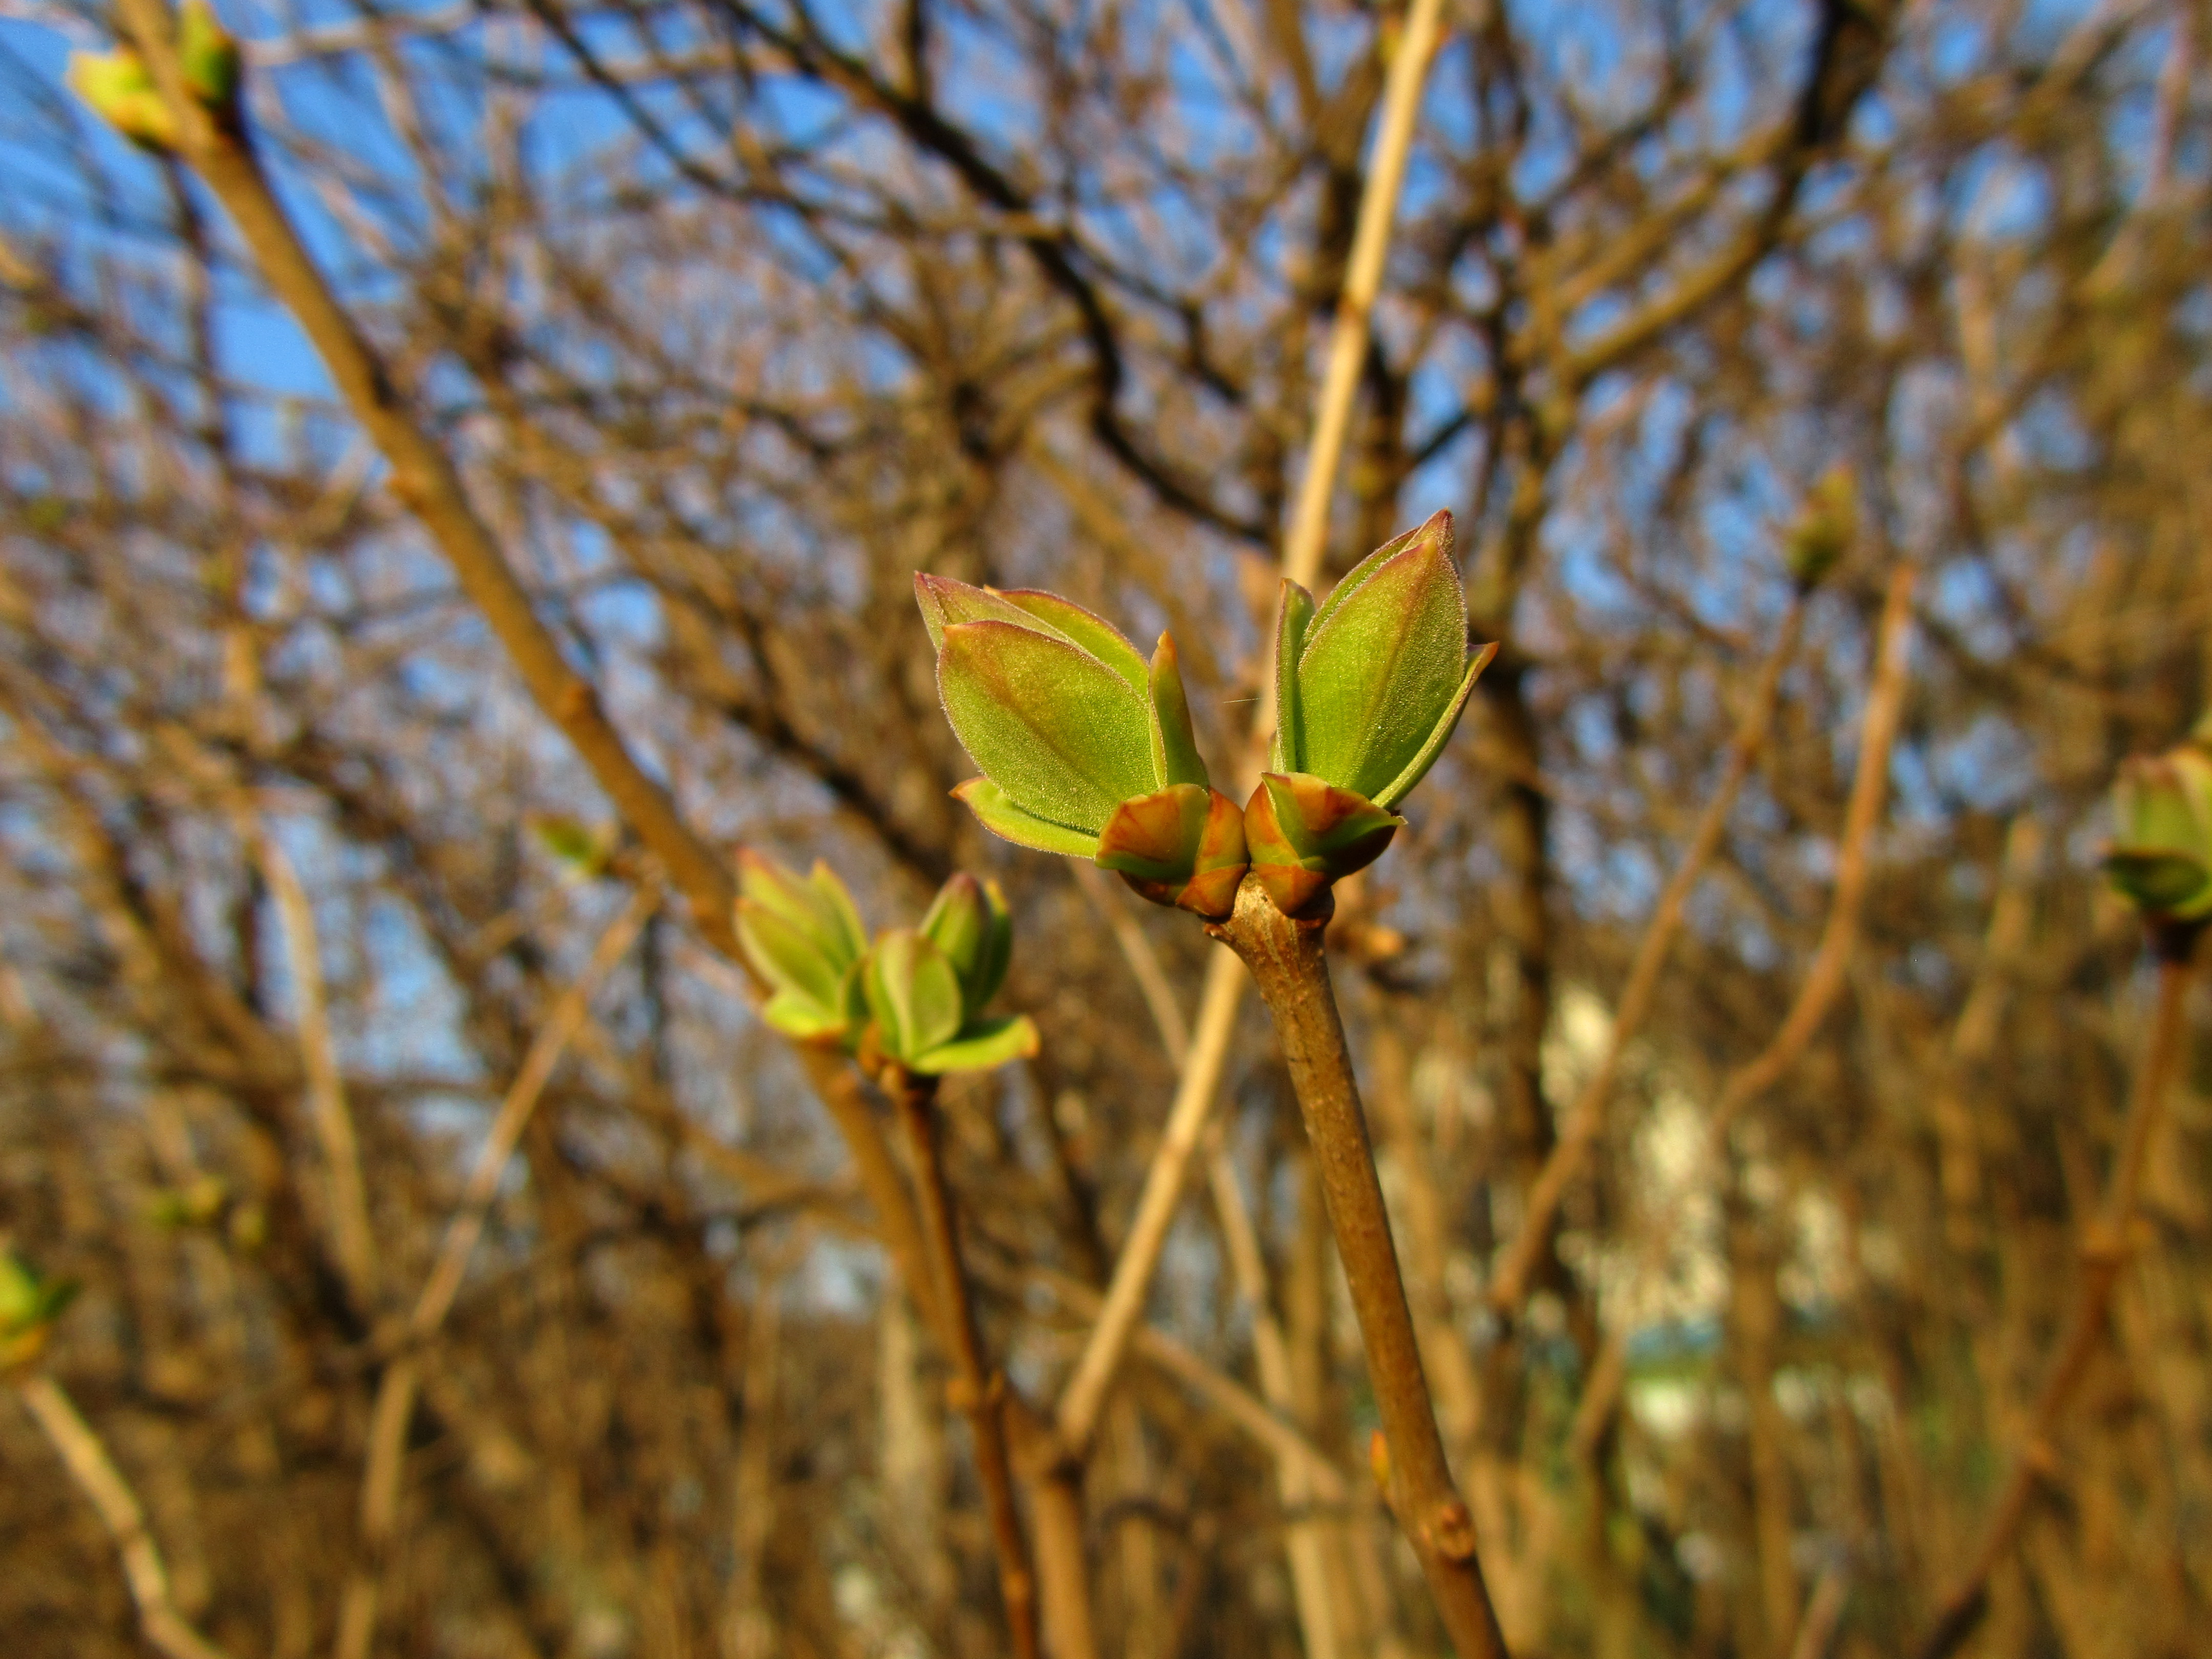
{"left": 1243, "top": 772, "right": 1404, "bottom": 916}
{"left": 917, "top": 572, "right": 1249, "bottom": 910}
{"left": 2105, "top": 740, "right": 2212, "bottom": 922}
{"left": 735, "top": 852, "right": 869, "bottom": 1048}
{"left": 912, "top": 1014, "right": 1040, "bottom": 1075}
{"left": 863, "top": 929, "right": 966, "bottom": 1066}
{"left": 1270, "top": 511, "right": 1494, "bottom": 813}
{"left": 178, "top": 0, "right": 243, "bottom": 114}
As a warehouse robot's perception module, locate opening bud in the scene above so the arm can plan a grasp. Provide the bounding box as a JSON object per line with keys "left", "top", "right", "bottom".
{"left": 2104, "top": 740, "right": 2212, "bottom": 922}
{"left": 918, "top": 573, "right": 1247, "bottom": 916}
{"left": 862, "top": 923, "right": 1038, "bottom": 1076}
{"left": 735, "top": 851, "right": 869, "bottom": 1047}
{"left": 1784, "top": 465, "right": 1857, "bottom": 589}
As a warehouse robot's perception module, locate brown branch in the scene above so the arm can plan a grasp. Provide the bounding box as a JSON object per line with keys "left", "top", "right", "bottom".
{"left": 886, "top": 1069, "right": 1040, "bottom": 1659}
{"left": 1489, "top": 590, "right": 1809, "bottom": 1318}
{"left": 1212, "top": 876, "right": 1508, "bottom": 1659}
{"left": 15, "top": 1374, "right": 236, "bottom": 1659}
{"left": 1910, "top": 936, "right": 2199, "bottom": 1659}
{"left": 114, "top": 0, "right": 738, "bottom": 951}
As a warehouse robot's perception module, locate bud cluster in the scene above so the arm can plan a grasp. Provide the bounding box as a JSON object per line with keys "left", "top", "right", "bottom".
{"left": 919, "top": 511, "right": 1494, "bottom": 918}
{"left": 736, "top": 855, "right": 1038, "bottom": 1076}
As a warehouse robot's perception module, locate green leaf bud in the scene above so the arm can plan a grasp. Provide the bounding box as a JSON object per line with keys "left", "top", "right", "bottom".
{"left": 1784, "top": 465, "right": 1857, "bottom": 589}
{"left": 918, "top": 573, "right": 1248, "bottom": 914}
{"left": 735, "top": 852, "right": 869, "bottom": 1048}
{"left": 919, "top": 872, "right": 1015, "bottom": 1016}
{"left": 2104, "top": 740, "right": 2212, "bottom": 921}
{"left": 68, "top": 50, "right": 179, "bottom": 151}
{"left": 1270, "top": 511, "right": 1494, "bottom": 811}
{"left": 178, "top": 0, "right": 243, "bottom": 116}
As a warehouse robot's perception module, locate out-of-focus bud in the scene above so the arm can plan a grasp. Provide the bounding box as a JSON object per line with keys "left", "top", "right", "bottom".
{"left": 917, "top": 576, "right": 1247, "bottom": 918}
{"left": 147, "top": 1175, "right": 230, "bottom": 1229}
{"left": 734, "top": 852, "right": 869, "bottom": 1047}
{"left": 1252, "top": 512, "right": 1495, "bottom": 910}
{"left": 67, "top": 50, "right": 178, "bottom": 150}
{"left": 1784, "top": 465, "right": 1856, "bottom": 589}
{"left": 529, "top": 814, "right": 619, "bottom": 879}
{"left": 178, "top": 0, "right": 243, "bottom": 117}
{"left": 2104, "top": 739, "right": 2212, "bottom": 923}
{"left": 919, "top": 873, "right": 1013, "bottom": 1018}
{"left": 68, "top": 1, "right": 242, "bottom": 151}
{"left": 862, "top": 925, "right": 1038, "bottom": 1076}
{"left": 0, "top": 1249, "right": 79, "bottom": 1371}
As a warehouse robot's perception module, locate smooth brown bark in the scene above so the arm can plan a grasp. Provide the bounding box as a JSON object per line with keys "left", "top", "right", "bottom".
{"left": 886, "top": 1070, "right": 1041, "bottom": 1659}
{"left": 1212, "top": 875, "right": 1509, "bottom": 1659}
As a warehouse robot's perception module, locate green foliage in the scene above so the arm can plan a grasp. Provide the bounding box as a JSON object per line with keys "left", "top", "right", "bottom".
{"left": 865, "top": 878, "right": 1038, "bottom": 1075}
{"left": 917, "top": 573, "right": 1248, "bottom": 916}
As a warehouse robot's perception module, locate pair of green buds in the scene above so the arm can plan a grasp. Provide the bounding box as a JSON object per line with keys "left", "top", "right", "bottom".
{"left": 2105, "top": 716, "right": 2212, "bottom": 926}
{"left": 735, "top": 854, "right": 1039, "bottom": 1076}
{"left": 919, "top": 511, "right": 1495, "bottom": 917}
{"left": 0, "top": 1250, "right": 78, "bottom": 1371}
{"left": 67, "top": 0, "right": 240, "bottom": 152}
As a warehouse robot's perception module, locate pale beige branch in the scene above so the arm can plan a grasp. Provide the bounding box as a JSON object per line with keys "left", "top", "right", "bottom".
{"left": 15, "top": 1374, "right": 236, "bottom": 1659}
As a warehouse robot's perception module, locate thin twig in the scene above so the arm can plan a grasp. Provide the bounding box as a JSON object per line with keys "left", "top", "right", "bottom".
{"left": 1213, "top": 877, "right": 1508, "bottom": 1659}
{"left": 1570, "top": 566, "right": 1917, "bottom": 1453}
{"left": 333, "top": 886, "right": 660, "bottom": 1659}
{"left": 887, "top": 1070, "right": 1041, "bottom": 1659}
{"left": 1909, "top": 937, "right": 2199, "bottom": 1659}
{"left": 15, "top": 1374, "right": 236, "bottom": 1659}
{"left": 1490, "top": 591, "right": 1810, "bottom": 1318}
{"left": 256, "top": 825, "right": 378, "bottom": 1309}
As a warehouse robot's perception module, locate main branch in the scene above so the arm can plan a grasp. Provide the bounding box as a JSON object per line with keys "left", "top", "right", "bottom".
{"left": 1211, "top": 876, "right": 1508, "bottom": 1659}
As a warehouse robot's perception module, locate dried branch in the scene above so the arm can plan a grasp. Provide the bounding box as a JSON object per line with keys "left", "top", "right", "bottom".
{"left": 15, "top": 1375, "right": 236, "bottom": 1659}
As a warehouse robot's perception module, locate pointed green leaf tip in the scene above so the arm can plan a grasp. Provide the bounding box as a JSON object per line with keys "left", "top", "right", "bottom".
{"left": 1274, "top": 511, "right": 1495, "bottom": 812}
{"left": 2105, "top": 740, "right": 2212, "bottom": 921}
{"left": 917, "top": 572, "right": 1247, "bottom": 910}
{"left": 735, "top": 851, "right": 869, "bottom": 1047}
{"left": 919, "top": 873, "right": 1014, "bottom": 1016}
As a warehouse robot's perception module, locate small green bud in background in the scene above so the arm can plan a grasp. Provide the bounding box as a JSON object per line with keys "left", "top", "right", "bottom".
{"left": 68, "top": 1, "right": 242, "bottom": 151}
{"left": 178, "top": 0, "right": 243, "bottom": 116}
{"left": 147, "top": 1174, "right": 231, "bottom": 1229}
{"left": 863, "top": 875, "right": 1038, "bottom": 1075}
{"left": 529, "top": 813, "right": 620, "bottom": 880}
{"left": 67, "top": 49, "right": 179, "bottom": 150}
{"left": 2104, "top": 736, "right": 2212, "bottom": 923}
{"left": 1254, "top": 511, "right": 1495, "bottom": 910}
{"left": 916, "top": 576, "right": 1247, "bottom": 917}
{"left": 735, "top": 852, "right": 869, "bottom": 1046}
{"left": 1784, "top": 465, "right": 1856, "bottom": 589}
{"left": 0, "top": 1249, "right": 79, "bottom": 1371}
